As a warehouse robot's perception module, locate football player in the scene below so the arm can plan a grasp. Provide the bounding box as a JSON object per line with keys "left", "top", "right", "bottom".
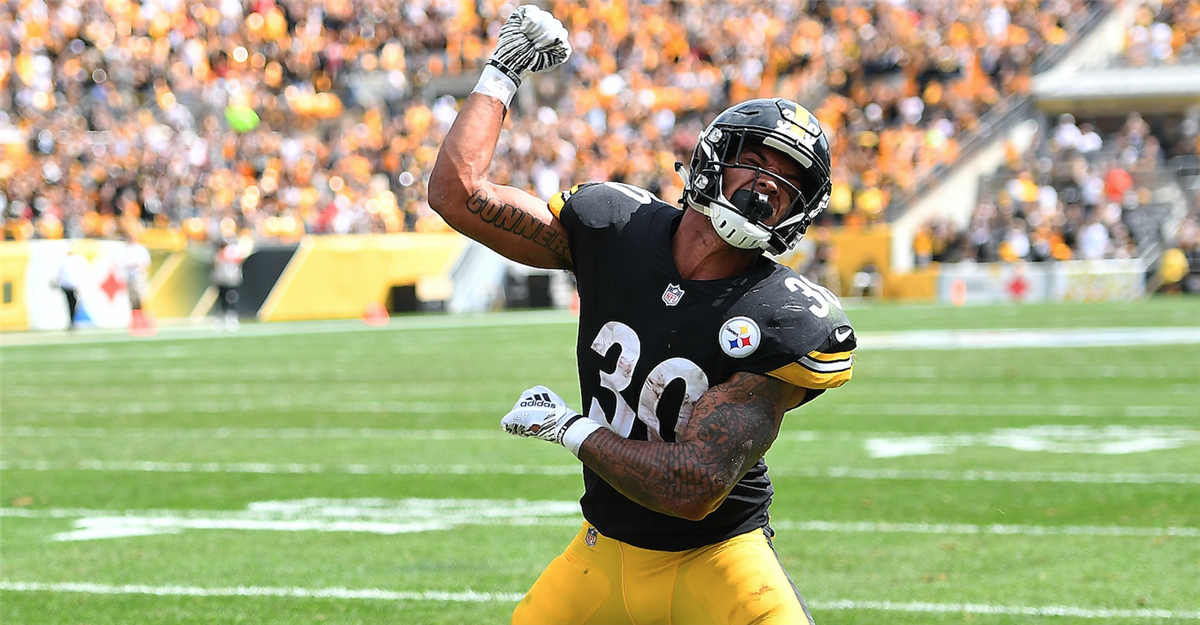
{"left": 428, "top": 6, "right": 855, "bottom": 624}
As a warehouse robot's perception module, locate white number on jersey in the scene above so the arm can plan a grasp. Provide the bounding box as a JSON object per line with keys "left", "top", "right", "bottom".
{"left": 785, "top": 276, "right": 842, "bottom": 318}
{"left": 601, "top": 182, "right": 654, "bottom": 205}
{"left": 588, "top": 321, "right": 709, "bottom": 441}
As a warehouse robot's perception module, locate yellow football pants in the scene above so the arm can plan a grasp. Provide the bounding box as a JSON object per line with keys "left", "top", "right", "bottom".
{"left": 512, "top": 523, "right": 814, "bottom": 625}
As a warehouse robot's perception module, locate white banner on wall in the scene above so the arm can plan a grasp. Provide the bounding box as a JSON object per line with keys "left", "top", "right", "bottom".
{"left": 937, "top": 260, "right": 1146, "bottom": 305}
{"left": 27, "top": 240, "right": 133, "bottom": 331}
{"left": 1053, "top": 260, "right": 1147, "bottom": 302}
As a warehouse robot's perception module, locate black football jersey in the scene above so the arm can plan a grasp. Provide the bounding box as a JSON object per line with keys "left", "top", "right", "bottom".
{"left": 550, "top": 182, "right": 855, "bottom": 551}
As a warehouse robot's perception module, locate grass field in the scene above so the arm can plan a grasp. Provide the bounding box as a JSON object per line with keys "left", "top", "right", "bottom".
{"left": 2, "top": 298, "right": 1198, "bottom": 624}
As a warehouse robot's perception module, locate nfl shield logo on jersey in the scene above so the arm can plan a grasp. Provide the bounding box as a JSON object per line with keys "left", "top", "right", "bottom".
{"left": 720, "top": 316, "right": 760, "bottom": 358}
{"left": 585, "top": 526, "right": 598, "bottom": 547}
{"left": 662, "top": 283, "right": 685, "bottom": 306}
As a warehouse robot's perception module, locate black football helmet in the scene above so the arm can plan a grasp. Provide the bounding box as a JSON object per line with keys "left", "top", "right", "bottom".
{"left": 678, "top": 98, "right": 832, "bottom": 255}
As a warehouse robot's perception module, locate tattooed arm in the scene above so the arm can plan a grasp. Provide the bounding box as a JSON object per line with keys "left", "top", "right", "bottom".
{"left": 428, "top": 93, "right": 573, "bottom": 270}
{"left": 578, "top": 371, "right": 802, "bottom": 521}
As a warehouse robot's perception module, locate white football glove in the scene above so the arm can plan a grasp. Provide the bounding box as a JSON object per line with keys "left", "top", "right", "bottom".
{"left": 501, "top": 385, "right": 604, "bottom": 457}
{"left": 488, "top": 5, "right": 572, "bottom": 86}
{"left": 473, "top": 5, "right": 571, "bottom": 108}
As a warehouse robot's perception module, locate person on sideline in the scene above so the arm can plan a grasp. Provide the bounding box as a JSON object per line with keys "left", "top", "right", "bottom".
{"left": 54, "top": 248, "right": 89, "bottom": 330}
{"left": 119, "top": 232, "right": 153, "bottom": 330}
{"left": 211, "top": 239, "right": 244, "bottom": 331}
{"left": 428, "top": 7, "right": 855, "bottom": 624}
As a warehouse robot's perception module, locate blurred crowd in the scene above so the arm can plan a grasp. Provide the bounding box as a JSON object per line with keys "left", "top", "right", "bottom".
{"left": 1118, "top": 0, "right": 1200, "bottom": 66}
{"left": 912, "top": 109, "right": 1200, "bottom": 291}
{"left": 2, "top": 0, "right": 1119, "bottom": 246}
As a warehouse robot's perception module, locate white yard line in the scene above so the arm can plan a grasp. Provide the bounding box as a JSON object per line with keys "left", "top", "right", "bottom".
{"left": 0, "top": 460, "right": 579, "bottom": 476}
{"left": 4, "top": 459, "right": 1196, "bottom": 484}
{"left": 0, "top": 310, "right": 578, "bottom": 347}
{"left": 817, "top": 404, "right": 1198, "bottom": 418}
{"left": 9, "top": 424, "right": 1198, "bottom": 441}
{"left": 770, "top": 467, "right": 1200, "bottom": 484}
{"left": 805, "top": 599, "right": 1200, "bottom": 620}
{"left": 6, "top": 401, "right": 1193, "bottom": 418}
{"left": 0, "top": 581, "right": 1195, "bottom": 619}
{"left": 3, "top": 426, "right": 508, "bottom": 440}
{"left": 4, "top": 401, "right": 501, "bottom": 416}
{"left": 3, "top": 504, "right": 1195, "bottom": 539}
{"left": 2, "top": 317, "right": 1194, "bottom": 350}
{"left": 859, "top": 327, "right": 1200, "bottom": 350}
{"left": 0, "top": 581, "right": 523, "bottom": 603}
{"left": 770, "top": 520, "right": 1200, "bottom": 537}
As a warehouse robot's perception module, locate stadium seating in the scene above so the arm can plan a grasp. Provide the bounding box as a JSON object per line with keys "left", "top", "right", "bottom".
{"left": 1, "top": 0, "right": 1196, "bottom": 306}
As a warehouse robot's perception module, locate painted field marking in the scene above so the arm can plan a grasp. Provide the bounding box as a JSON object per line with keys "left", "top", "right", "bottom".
{"left": 0, "top": 581, "right": 1195, "bottom": 619}
{"left": 30, "top": 498, "right": 580, "bottom": 542}
{"left": 4, "top": 460, "right": 1197, "bottom": 484}
{"left": 4, "top": 426, "right": 508, "bottom": 440}
{"left": 859, "top": 327, "right": 1200, "bottom": 350}
{"left": 10, "top": 424, "right": 1199, "bottom": 444}
{"left": 7, "top": 400, "right": 1194, "bottom": 418}
{"left": 819, "top": 404, "right": 1198, "bottom": 418}
{"left": 770, "top": 519, "right": 1200, "bottom": 538}
{"left": 0, "top": 460, "right": 578, "bottom": 476}
{"left": 4, "top": 400, "right": 501, "bottom": 416}
{"left": 769, "top": 467, "right": 1200, "bottom": 484}
{"left": 805, "top": 599, "right": 1200, "bottom": 620}
{"left": 0, "top": 581, "right": 523, "bottom": 603}
{"left": 2, "top": 317, "right": 1194, "bottom": 349}
{"left": 3, "top": 500, "right": 1196, "bottom": 542}
{"left": 864, "top": 425, "right": 1200, "bottom": 457}
{"left": 0, "top": 310, "right": 579, "bottom": 347}
{"left": 12, "top": 425, "right": 1200, "bottom": 464}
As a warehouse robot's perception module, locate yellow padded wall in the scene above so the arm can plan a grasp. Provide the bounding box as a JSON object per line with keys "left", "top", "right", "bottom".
{"left": 259, "top": 233, "right": 466, "bottom": 322}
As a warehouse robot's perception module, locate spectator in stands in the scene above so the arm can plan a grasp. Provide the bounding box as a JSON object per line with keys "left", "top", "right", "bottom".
{"left": 1078, "top": 122, "right": 1104, "bottom": 154}
{"left": 1001, "top": 218, "right": 1033, "bottom": 262}
{"left": 1054, "top": 113, "right": 1083, "bottom": 153}
{"left": 1180, "top": 216, "right": 1200, "bottom": 293}
{"left": 1078, "top": 209, "right": 1111, "bottom": 261}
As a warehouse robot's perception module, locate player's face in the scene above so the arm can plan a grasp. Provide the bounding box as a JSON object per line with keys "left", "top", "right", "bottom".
{"left": 720, "top": 143, "right": 804, "bottom": 226}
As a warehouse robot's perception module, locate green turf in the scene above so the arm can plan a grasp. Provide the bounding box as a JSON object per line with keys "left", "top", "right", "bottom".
{"left": 2, "top": 298, "right": 1198, "bottom": 624}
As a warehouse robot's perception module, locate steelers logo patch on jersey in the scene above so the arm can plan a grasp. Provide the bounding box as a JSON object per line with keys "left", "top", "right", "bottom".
{"left": 720, "top": 316, "right": 760, "bottom": 358}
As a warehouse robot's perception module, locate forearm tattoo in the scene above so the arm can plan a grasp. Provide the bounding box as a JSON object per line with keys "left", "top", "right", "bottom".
{"left": 579, "top": 372, "right": 789, "bottom": 518}
{"left": 466, "top": 189, "right": 570, "bottom": 259}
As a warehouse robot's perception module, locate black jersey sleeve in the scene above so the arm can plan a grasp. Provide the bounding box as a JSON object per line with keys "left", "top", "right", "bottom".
{"left": 763, "top": 319, "right": 854, "bottom": 408}
{"left": 724, "top": 267, "right": 855, "bottom": 407}
{"left": 549, "top": 181, "right": 672, "bottom": 280}
{"left": 549, "top": 182, "right": 645, "bottom": 233}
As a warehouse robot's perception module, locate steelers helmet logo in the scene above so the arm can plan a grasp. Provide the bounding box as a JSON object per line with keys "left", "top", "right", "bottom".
{"left": 720, "top": 316, "right": 760, "bottom": 358}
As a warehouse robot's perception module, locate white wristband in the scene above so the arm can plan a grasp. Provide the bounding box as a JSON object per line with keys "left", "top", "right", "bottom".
{"left": 560, "top": 416, "right": 604, "bottom": 457}
{"left": 472, "top": 64, "right": 519, "bottom": 109}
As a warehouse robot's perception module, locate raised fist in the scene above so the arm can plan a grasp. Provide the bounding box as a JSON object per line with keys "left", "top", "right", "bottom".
{"left": 487, "top": 5, "right": 572, "bottom": 87}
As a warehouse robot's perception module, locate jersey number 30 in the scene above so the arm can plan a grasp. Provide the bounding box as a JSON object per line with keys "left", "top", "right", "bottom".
{"left": 587, "top": 321, "right": 709, "bottom": 442}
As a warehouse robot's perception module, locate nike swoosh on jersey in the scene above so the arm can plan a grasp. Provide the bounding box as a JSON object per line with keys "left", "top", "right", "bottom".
{"left": 835, "top": 327, "right": 852, "bottom": 342}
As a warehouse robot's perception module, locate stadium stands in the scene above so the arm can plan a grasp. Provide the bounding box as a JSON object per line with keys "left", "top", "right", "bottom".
{"left": 1, "top": 0, "right": 1196, "bottom": 304}
{"left": 1, "top": 0, "right": 1105, "bottom": 242}
{"left": 904, "top": 0, "right": 1199, "bottom": 296}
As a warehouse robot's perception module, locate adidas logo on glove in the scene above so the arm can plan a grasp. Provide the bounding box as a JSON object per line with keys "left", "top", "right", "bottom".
{"left": 520, "top": 393, "right": 555, "bottom": 408}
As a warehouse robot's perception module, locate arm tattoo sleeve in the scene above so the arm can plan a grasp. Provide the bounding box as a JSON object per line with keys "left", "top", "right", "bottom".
{"left": 466, "top": 189, "right": 571, "bottom": 260}
{"left": 578, "top": 371, "right": 791, "bottom": 519}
